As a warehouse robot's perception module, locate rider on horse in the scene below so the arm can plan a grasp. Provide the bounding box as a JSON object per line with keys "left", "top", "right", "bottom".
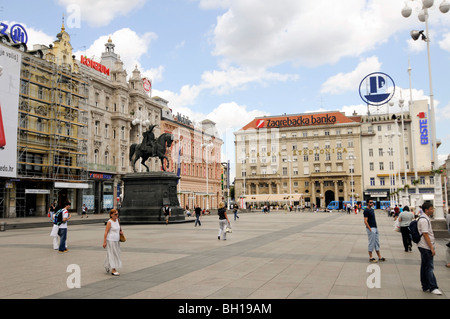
{"left": 142, "top": 124, "right": 158, "bottom": 155}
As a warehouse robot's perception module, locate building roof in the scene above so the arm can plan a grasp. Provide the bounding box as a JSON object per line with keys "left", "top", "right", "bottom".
{"left": 238, "top": 111, "right": 361, "bottom": 131}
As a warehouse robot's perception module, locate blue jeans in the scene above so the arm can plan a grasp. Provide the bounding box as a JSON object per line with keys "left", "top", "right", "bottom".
{"left": 58, "top": 228, "right": 67, "bottom": 251}
{"left": 366, "top": 227, "right": 380, "bottom": 252}
{"left": 418, "top": 247, "right": 438, "bottom": 291}
{"left": 195, "top": 215, "right": 201, "bottom": 226}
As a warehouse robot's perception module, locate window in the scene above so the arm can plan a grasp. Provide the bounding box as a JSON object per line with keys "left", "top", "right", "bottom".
{"left": 314, "top": 153, "right": 320, "bottom": 161}
{"left": 369, "top": 149, "right": 373, "bottom": 157}
{"left": 337, "top": 152, "right": 342, "bottom": 160}
{"left": 380, "top": 177, "right": 385, "bottom": 186}
{"left": 95, "top": 121, "right": 100, "bottom": 136}
{"left": 121, "top": 126, "right": 125, "bottom": 139}
{"left": 379, "top": 148, "right": 383, "bottom": 156}
{"left": 370, "top": 178, "right": 375, "bottom": 186}
{"left": 369, "top": 162, "right": 374, "bottom": 171}
{"left": 379, "top": 162, "right": 384, "bottom": 170}
{"left": 389, "top": 161, "right": 394, "bottom": 170}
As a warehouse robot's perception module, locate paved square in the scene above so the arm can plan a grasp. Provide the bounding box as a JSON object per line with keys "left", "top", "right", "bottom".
{"left": 0, "top": 210, "right": 448, "bottom": 299}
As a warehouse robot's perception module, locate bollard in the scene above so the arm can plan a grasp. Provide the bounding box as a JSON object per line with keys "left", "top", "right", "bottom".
{"left": 0, "top": 222, "right": 6, "bottom": 231}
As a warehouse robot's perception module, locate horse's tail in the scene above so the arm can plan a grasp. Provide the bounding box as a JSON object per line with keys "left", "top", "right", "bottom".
{"left": 129, "top": 144, "right": 136, "bottom": 161}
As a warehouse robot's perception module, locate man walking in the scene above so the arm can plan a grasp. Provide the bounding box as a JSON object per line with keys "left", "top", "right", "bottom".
{"left": 417, "top": 202, "right": 442, "bottom": 295}
{"left": 363, "top": 200, "right": 386, "bottom": 263}
{"left": 194, "top": 205, "right": 202, "bottom": 227}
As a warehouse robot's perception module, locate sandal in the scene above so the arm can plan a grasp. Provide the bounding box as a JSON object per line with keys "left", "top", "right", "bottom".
{"left": 378, "top": 257, "right": 386, "bottom": 262}
{"left": 112, "top": 272, "right": 120, "bottom": 276}
{"left": 369, "top": 258, "right": 377, "bottom": 263}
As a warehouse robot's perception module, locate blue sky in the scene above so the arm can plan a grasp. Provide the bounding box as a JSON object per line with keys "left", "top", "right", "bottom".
{"left": 2, "top": 0, "right": 450, "bottom": 169}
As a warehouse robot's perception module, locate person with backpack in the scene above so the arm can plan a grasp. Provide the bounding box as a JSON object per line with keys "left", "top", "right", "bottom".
{"left": 416, "top": 202, "right": 442, "bottom": 295}
{"left": 56, "top": 202, "right": 71, "bottom": 253}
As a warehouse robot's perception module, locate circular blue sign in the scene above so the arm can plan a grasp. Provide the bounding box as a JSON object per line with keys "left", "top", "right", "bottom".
{"left": 359, "top": 72, "right": 395, "bottom": 106}
{"left": 10, "top": 24, "right": 28, "bottom": 44}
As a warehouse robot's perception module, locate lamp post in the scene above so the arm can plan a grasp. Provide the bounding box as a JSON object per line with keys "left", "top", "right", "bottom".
{"left": 131, "top": 111, "right": 150, "bottom": 172}
{"left": 402, "top": 0, "right": 448, "bottom": 220}
{"left": 201, "top": 142, "right": 213, "bottom": 210}
{"left": 346, "top": 155, "right": 356, "bottom": 208}
{"left": 241, "top": 156, "right": 249, "bottom": 209}
{"left": 408, "top": 60, "right": 421, "bottom": 213}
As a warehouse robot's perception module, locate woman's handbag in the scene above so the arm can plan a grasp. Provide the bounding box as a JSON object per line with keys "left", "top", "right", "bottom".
{"left": 225, "top": 224, "right": 232, "bottom": 233}
{"left": 120, "top": 232, "right": 126, "bottom": 242}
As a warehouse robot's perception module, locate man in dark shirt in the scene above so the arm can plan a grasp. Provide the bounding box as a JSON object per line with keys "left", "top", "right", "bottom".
{"left": 364, "top": 200, "right": 386, "bottom": 263}
{"left": 194, "top": 205, "right": 202, "bottom": 227}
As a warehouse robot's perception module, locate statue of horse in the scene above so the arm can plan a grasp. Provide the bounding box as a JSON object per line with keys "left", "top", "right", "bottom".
{"left": 129, "top": 132, "right": 174, "bottom": 172}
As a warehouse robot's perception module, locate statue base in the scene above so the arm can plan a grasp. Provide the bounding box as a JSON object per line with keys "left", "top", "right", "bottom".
{"left": 119, "top": 171, "right": 190, "bottom": 224}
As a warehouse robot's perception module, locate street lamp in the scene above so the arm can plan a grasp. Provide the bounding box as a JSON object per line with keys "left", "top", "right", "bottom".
{"left": 201, "top": 142, "right": 213, "bottom": 210}
{"left": 346, "top": 155, "right": 356, "bottom": 208}
{"left": 401, "top": 0, "right": 448, "bottom": 220}
{"left": 131, "top": 111, "right": 150, "bottom": 172}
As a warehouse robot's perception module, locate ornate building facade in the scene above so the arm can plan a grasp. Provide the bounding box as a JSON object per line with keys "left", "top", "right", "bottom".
{"left": 234, "top": 111, "right": 362, "bottom": 209}
{"left": 160, "top": 109, "right": 223, "bottom": 210}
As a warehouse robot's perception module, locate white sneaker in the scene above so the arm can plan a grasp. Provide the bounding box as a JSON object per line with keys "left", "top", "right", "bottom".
{"left": 430, "top": 289, "right": 442, "bottom": 295}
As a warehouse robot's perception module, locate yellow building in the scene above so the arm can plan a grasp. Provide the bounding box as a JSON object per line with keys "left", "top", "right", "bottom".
{"left": 1, "top": 23, "right": 89, "bottom": 217}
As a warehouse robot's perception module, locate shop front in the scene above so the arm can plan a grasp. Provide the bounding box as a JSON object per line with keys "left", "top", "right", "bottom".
{"left": 85, "top": 172, "right": 115, "bottom": 214}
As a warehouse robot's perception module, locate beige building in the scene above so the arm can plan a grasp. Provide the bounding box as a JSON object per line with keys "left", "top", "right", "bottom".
{"left": 361, "top": 99, "right": 439, "bottom": 208}
{"left": 0, "top": 22, "right": 89, "bottom": 218}
{"left": 234, "top": 111, "right": 363, "bottom": 209}
{"left": 80, "top": 37, "right": 166, "bottom": 213}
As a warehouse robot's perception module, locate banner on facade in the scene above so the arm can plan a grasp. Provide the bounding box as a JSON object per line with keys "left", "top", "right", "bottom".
{"left": 0, "top": 44, "right": 21, "bottom": 178}
{"left": 410, "top": 99, "right": 432, "bottom": 170}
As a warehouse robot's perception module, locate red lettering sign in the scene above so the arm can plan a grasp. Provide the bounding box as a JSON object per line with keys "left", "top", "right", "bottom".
{"left": 80, "top": 56, "right": 110, "bottom": 76}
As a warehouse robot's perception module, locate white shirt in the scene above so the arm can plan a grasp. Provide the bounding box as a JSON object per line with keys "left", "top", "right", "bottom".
{"left": 106, "top": 219, "right": 120, "bottom": 242}
{"left": 58, "top": 209, "right": 69, "bottom": 229}
{"left": 418, "top": 214, "right": 434, "bottom": 250}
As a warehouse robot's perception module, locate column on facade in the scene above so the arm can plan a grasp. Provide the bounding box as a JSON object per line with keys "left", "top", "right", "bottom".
{"left": 344, "top": 178, "right": 348, "bottom": 201}
{"left": 311, "top": 180, "right": 315, "bottom": 207}
{"left": 334, "top": 181, "right": 338, "bottom": 201}
{"left": 320, "top": 181, "right": 324, "bottom": 208}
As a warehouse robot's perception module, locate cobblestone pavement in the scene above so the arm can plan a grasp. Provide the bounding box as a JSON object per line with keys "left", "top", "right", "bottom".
{"left": 0, "top": 210, "right": 448, "bottom": 300}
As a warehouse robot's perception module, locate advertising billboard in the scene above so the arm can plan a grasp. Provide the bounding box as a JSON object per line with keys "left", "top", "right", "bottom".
{"left": 0, "top": 44, "right": 21, "bottom": 177}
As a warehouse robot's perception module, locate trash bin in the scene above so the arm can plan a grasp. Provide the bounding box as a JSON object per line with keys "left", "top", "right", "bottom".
{"left": 0, "top": 222, "right": 6, "bottom": 231}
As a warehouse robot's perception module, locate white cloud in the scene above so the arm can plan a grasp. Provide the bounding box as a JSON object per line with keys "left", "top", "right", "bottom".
{"left": 57, "top": 0, "right": 147, "bottom": 27}
{"left": 438, "top": 32, "right": 450, "bottom": 52}
{"left": 197, "top": 0, "right": 231, "bottom": 10}
{"left": 73, "top": 28, "right": 159, "bottom": 81}
{"left": 321, "top": 56, "right": 382, "bottom": 95}
{"left": 210, "top": 0, "right": 409, "bottom": 69}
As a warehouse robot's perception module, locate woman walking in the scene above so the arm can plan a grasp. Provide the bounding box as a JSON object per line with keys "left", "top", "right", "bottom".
{"left": 103, "top": 209, "right": 123, "bottom": 276}
{"left": 217, "top": 202, "right": 230, "bottom": 240}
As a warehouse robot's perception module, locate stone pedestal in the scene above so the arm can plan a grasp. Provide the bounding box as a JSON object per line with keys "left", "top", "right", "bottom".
{"left": 119, "top": 172, "right": 187, "bottom": 224}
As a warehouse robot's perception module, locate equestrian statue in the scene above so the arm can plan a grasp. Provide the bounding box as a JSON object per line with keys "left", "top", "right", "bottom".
{"left": 129, "top": 124, "right": 174, "bottom": 172}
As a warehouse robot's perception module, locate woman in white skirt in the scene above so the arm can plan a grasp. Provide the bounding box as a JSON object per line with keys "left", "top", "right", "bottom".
{"left": 103, "top": 209, "right": 123, "bottom": 276}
